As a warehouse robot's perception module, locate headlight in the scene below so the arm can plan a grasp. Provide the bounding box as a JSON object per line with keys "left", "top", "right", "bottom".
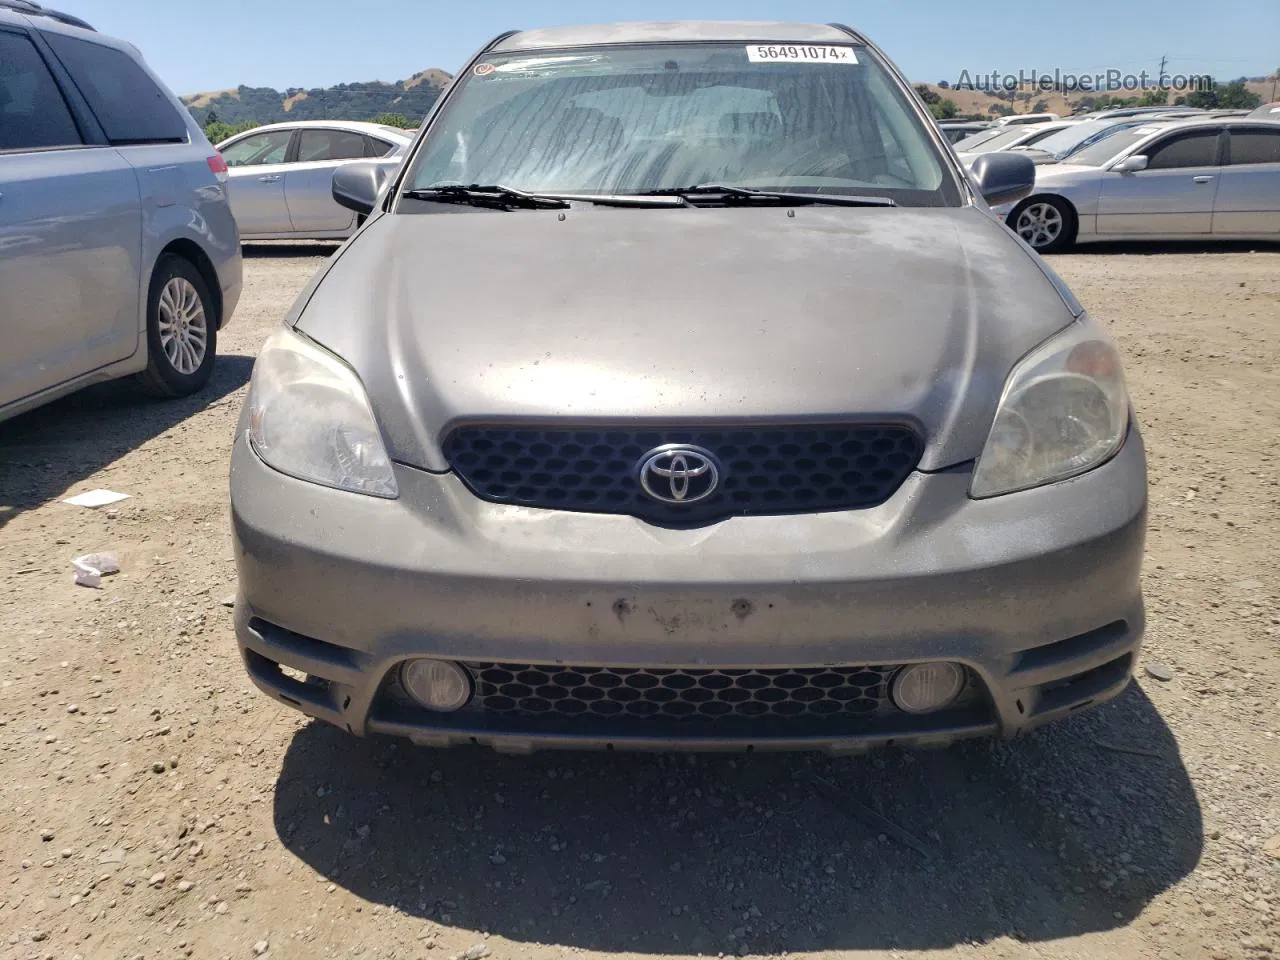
{"left": 246, "top": 328, "right": 398, "bottom": 498}
{"left": 971, "top": 317, "right": 1129, "bottom": 498}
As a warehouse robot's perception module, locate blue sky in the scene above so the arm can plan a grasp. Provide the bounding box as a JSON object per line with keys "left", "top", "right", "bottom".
{"left": 59, "top": 0, "right": 1279, "bottom": 95}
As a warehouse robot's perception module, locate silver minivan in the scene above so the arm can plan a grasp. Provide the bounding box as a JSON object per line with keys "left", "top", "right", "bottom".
{"left": 0, "top": 1, "right": 242, "bottom": 422}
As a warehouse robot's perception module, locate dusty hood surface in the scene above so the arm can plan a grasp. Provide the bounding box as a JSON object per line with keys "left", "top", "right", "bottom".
{"left": 296, "top": 205, "right": 1078, "bottom": 473}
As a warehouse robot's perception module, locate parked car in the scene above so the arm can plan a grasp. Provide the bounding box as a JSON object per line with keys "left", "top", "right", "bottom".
{"left": 1249, "top": 102, "right": 1280, "bottom": 120}
{"left": 0, "top": 1, "right": 241, "bottom": 422}
{"left": 216, "top": 121, "right": 413, "bottom": 240}
{"left": 231, "top": 20, "right": 1148, "bottom": 754}
{"left": 995, "top": 117, "right": 1280, "bottom": 252}
{"left": 937, "top": 120, "right": 989, "bottom": 143}
{"left": 953, "top": 121, "right": 1075, "bottom": 163}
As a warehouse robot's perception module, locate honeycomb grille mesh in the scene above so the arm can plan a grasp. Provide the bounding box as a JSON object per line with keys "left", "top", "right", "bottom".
{"left": 442, "top": 424, "right": 923, "bottom": 525}
{"left": 467, "top": 663, "right": 898, "bottom": 721}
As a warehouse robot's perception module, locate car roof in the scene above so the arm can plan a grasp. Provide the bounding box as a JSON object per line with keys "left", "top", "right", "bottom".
{"left": 1148, "top": 116, "right": 1280, "bottom": 130}
{"left": 492, "top": 20, "right": 858, "bottom": 52}
{"left": 223, "top": 120, "right": 414, "bottom": 141}
{"left": 0, "top": 0, "right": 93, "bottom": 31}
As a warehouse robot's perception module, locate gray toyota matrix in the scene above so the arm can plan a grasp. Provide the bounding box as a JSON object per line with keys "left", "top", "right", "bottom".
{"left": 230, "top": 21, "right": 1148, "bottom": 753}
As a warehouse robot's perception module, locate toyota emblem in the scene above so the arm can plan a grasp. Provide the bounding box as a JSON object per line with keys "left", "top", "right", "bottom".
{"left": 637, "top": 444, "right": 721, "bottom": 505}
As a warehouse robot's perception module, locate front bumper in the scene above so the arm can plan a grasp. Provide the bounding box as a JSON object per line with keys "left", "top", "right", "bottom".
{"left": 230, "top": 427, "right": 1147, "bottom": 753}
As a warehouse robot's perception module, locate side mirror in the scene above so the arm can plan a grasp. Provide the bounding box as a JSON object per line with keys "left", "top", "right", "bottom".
{"left": 332, "top": 161, "right": 389, "bottom": 216}
{"left": 1115, "top": 155, "right": 1149, "bottom": 173}
{"left": 970, "top": 152, "right": 1036, "bottom": 207}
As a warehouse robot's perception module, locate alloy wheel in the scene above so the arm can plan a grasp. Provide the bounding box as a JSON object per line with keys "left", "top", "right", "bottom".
{"left": 157, "top": 276, "right": 208, "bottom": 375}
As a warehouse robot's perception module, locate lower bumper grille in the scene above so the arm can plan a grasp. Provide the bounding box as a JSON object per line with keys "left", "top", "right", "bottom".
{"left": 467, "top": 662, "right": 900, "bottom": 721}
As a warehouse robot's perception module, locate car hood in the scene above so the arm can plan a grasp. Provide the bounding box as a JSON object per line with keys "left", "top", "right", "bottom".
{"left": 295, "top": 205, "right": 1078, "bottom": 473}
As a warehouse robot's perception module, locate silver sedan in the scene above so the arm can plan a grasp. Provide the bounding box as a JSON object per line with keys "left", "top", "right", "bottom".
{"left": 991, "top": 117, "right": 1280, "bottom": 252}
{"left": 217, "top": 121, "right": 413, "bottom": 240}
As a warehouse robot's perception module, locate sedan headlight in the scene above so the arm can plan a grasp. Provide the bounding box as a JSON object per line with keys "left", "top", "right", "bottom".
{"left": 246, "top": 328, "right": 398, "bottom": 498}
{"left": 971, "top": 317, "right": 1129, "bottom": 498}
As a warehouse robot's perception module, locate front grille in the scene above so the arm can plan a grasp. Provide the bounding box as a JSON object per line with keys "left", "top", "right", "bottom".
{"left": 442, "top": 424, "right": 924, "bottom": 526}
{"left": 467, "top": 663, "right": 899, "bottom": 721}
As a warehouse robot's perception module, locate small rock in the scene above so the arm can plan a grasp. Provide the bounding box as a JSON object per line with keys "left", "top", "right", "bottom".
{"left": 177, "top": 880, "right": 194, "bottom": 892}
{"left": 1264, "top": 835, "right": 1280, "bottom": 860}
{"left": 148, "top": 872, "right": 166, "bottom": 887}
{"left": 151, "top": 761, "right": 166, "bottom": 774}
{"left": 67, "top": 704, "right": 79, "bottom": 714}
{"left": 98, "top": 848, "right": 126, "bottom": 865}
{"left": 453, "top": 946, "right": 491, "bottom": 960}
{"left": 214, "top": 901, "right": 228, "bottom": 915}
{"left": 220, "top": 595, "right": 237, "bottom": 608}
{"left": 60, "top": 848, "right": 73, "bottom": 859}
{"left": 168, "top": 757, "right": 179, "bottom": 769}
{"left": 39, "top": 829, "right": 54, "bottom": 842}
{"left": 30, "top": 931, "right": 49, "bottom": 942}
{"left": 253, "top": 941, "right": 269, "bottom": 956}
{"left": 1145, "top": 662, "right": 1175, "bottom": 682}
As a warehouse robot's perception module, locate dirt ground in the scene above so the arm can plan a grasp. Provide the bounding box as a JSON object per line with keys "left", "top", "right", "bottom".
{"left": 1, "top": 241, "right": 1278, "bottom": 960}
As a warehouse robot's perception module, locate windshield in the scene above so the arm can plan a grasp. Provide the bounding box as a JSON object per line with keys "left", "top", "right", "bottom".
{"left": 403, "top": 43, "right": 959, "bottom": 207}
{"left": 952, "top": 128, "right": 1006, "bottom": 151}
{"left": 1065, "top": 125, "right": 1165, "bottom": 166}
{"left": 956, "top": 127, "right": 1044, "bottom": 153}
{"left": 1019, "top": 121, "right": 1113, "bottom": 159}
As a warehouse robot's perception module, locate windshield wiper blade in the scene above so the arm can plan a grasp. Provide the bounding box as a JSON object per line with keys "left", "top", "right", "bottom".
{"left": 643, "top": 184, "right": 897, "bottom": 207}
{"left": 401, "top": 184, "right": 571, "bottom": 210}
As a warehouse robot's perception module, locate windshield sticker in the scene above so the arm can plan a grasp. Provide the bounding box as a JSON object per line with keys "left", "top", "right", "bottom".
{"left": 472, "top": 63, "right": 495, "bottom": 77}
{"left": 746, "top": 44, "right": 857, "bottom": 64}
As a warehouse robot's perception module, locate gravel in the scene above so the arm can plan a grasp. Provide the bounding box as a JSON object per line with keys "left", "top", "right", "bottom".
{"left": 0, "top": 243, "right": 1276, "bottom": 960}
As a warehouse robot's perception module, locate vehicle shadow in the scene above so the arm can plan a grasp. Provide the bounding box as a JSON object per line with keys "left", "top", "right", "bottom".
{"left": 272, "top": 682, "right": 1201, "bottom": 953}
{"left": 0, "top": 355, "right": 254, "bottom": 529}
{"left": 1053, "top": 239, "right": 1280, "bottom": 256}
{"left": 241, "top": 242, "right": 342, "bottom": 259}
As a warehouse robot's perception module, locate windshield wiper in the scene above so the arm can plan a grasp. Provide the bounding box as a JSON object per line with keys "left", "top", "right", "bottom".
{"left": 401, "top": 184, "right": 572, "bottom": 210}
{"left": 641, "top": 184, "right": 897, "bottom": 207}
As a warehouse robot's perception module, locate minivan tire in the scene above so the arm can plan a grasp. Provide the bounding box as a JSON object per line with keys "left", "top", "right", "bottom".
{"left": 136, "top": 255, "right": 218, "bottom": 397}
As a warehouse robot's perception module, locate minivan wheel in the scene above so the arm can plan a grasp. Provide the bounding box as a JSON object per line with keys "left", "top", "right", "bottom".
{"left": 1009, "top": 196, "right": 1076, "bottom": 254}
{"left": 136, "top": 255, "right": 217, "bottom": 397}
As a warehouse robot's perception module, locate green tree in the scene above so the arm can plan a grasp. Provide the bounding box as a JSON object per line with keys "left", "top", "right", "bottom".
{"left": 929, "top": 99, "right": 959, "bottom": 120}
{"left": 1138, "top": 89, "right": 1169, "bottom": 107}
{"left": 372, "top": 112, "right": 415, "bottom": 128}
{"left": 205, "top": 119, "right": 258, "bottom": 146}
{"left": 1181, "top": 76, "right": 1220, "bottom": 109}
{"left": 914, "top": 84, "right": 941, "bottom": 105}
{"left": 1218, "top": 79, "right": 1261, "bottom": 109}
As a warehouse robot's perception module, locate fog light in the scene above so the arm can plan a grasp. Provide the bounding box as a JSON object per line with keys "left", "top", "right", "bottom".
{"left": 891, "top": 662, "right": 965, "bottom": 714}
{"left": 401, "top": 659, "right": 472, "bottom": 713}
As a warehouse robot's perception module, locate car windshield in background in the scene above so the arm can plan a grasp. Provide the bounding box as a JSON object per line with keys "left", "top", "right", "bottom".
{"left": 951, "top": 127, "right": 1008, "bottom": 151}
{"left": 955, "top": 127, "right": 1037, "bottom": 153}
{"left": 1066, "top": 125, "right": 1166, "bottom": 166}
{"left": 404, "top": 43, "right": 959, "bottom": 207}
{"left": 1020, "top": 120, "right": 1145, "bottom": 161}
